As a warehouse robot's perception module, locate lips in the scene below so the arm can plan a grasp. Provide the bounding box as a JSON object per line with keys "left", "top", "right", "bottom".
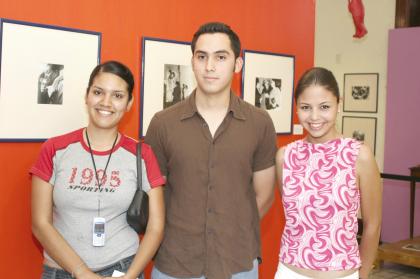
{"left": 97, "top": 109, "right": 113, "bottom": 116}
{"left": 204, "top": 76, "right": 218, "bottom": 81}
{"left": 309, "top": 123, "right": 323, "bottom": 130}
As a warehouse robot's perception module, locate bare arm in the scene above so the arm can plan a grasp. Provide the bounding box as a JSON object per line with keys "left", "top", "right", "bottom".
{"left": 124, "top": 186, "right": 165, "bottom": 279}
{"left": 253, "top": 165, "right": 276, "bottom": 218}
{"left": 275, "top": 147, "right": 286, "bottom": 194}
{"left": 356, "top": 145, "right": 382, "bottom": 279}
{"left": 31, "top": 176, "right": 101, "bottom": 279}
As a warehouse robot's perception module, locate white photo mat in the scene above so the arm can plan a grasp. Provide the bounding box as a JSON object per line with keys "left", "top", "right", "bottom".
{"left": 342, "top": 116, "right": 377, "bottom": 154}
{"left": 241, "top": 50, "right": 295, "bottom": 134}
{"left": 0, "top": 19, "right": 100, "bottom": 141}
{"left": 140, "top": 37, "right": 196, "bottom": 137}
{"left": 343, "top": 73, "right": 379, "bottom": 113}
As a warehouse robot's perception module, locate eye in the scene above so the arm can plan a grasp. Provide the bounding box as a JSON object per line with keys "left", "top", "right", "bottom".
{"left": 217, "top": 55, "right": 227, "bottom": 61}
{"left": 196, "top": 54, "right": 206, "bottom": 60}
{"left": 93, "top": 89, "right": 102, "bottom": 95}
{"left": 299, "top": 105, "right": 310, "bottom": 111}
{"left": 113, "top": 92, "right": 125, "bottom": 99}
{"left": 320, "top": 105, "right": 330, "bottom": 110}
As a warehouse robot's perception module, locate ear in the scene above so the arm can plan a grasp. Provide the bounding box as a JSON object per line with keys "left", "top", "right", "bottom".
{"left": 338, "top": 96, "right": 343, "bottom": 113}
{"left": 234, "top": 57, "right": 243, "bottom": 73}
{"left": 191, "top": 56, "right": 195, "bottom": 71}
{"left": 126, "top": 97, "right": 134, "bottom": 112}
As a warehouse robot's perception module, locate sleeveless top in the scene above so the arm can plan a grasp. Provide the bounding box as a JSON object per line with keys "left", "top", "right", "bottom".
{"left": 279, "top": 138, "right": 362, "bottom": 271}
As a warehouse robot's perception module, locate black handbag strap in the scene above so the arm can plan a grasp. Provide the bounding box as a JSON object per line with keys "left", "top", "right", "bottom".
{"left": 136, "top": 142, "right": 142, "bottom": 191}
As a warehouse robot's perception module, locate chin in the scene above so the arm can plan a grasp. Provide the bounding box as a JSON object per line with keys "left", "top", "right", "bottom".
{"left": 91, "top": 121, "right": 118, "bottom": 130}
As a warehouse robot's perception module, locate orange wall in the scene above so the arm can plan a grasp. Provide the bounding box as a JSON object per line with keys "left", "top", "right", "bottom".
{"left": 0, "top": 0, "right": 314, "bottom": 277}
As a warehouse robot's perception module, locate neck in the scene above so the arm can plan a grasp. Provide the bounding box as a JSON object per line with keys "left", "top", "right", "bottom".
{"left": 306, "top": 131, "right": 342, "bottom": 144}
{"left": 195, "top": 88, "right": 230, "bottom": 113}
{"left": 85, "top": 125, "right": 119, "bottom": 151}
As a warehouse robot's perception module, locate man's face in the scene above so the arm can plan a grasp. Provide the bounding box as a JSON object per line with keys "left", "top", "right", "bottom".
{"left": 191, "top": 33, "right": 242, "bottom": 96}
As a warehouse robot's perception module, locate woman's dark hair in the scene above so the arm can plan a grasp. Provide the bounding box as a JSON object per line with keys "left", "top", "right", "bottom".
{"left": 191, "top": 22, "right": 241, "bottom": 59}
{"left": 294, "top": 67, "right": 339, "bottom": 103}
{"left": 87, "top": 61, "right": 134, "bottom": 101}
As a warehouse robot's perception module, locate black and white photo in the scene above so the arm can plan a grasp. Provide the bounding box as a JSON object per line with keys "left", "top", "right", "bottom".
{"left": 351, "top": 86, "right": 370, "bottom": 100}
{"left": 37, "top": 63, "right": 64, "bottom": 105}
{"left": 163, "top": 64, "right": 194, "bottom": 108}
{"left": 352, "top": 130, "right": 365, "bottom": 142}
{"left": 255, "top": 77, "right": 282, "bottom": 110}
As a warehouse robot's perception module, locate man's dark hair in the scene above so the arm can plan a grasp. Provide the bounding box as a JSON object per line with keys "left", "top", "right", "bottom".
{"left": 191, "top": 22, "right": 241, "bottom": 59}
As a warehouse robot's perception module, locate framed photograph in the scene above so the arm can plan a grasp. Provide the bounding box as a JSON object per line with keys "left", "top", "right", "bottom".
{"left": 241, "top": 50, "right": 295, "bottom": 134}
{"left": 342, "top": 116, "right": 377, "bottom": 154}
{"left": 140, "top": 37, "right": 196, "bottom": 137}
{"left": 343, "top": 73, "right": 379, "bottom": 113}
{"left": 0, "top": 19, "right": 101, "bottom": 142}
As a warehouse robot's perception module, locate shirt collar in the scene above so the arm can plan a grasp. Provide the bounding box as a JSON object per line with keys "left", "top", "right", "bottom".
{"left": 180, "top": 90, "right": 246, "bottom": 121}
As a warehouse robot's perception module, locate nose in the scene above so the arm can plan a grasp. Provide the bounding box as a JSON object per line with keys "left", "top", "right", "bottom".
{"left": 309, "top": 108, "right": 319, "bottom": 120}
{"left": 205, "top": 57, "right": 215, "bottom": 72}
{"left": 100, "top": 93, "right": 112, "bottom": 107}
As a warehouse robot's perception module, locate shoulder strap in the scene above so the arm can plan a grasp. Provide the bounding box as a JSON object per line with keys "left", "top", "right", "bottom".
{"left": 136, "top": 142, "right": 142, "bottom": 191}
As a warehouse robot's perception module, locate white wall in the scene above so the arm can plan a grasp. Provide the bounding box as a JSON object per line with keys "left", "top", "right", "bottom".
{"left": 314, "top": 0, "right": 396, "bottom": 170}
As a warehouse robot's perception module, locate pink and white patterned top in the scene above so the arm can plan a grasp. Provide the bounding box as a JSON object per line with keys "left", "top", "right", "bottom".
{"left": 279, "top": 138, "right": 362, "bottom": 271}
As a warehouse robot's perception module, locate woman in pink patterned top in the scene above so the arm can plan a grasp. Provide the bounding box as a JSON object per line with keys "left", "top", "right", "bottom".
{"left": 275, "top": 68, "right": 382, "bottom": 279}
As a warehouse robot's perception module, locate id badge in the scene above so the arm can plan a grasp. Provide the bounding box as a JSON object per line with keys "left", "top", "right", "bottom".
{"left": 92, "top": 217, "right": 106, "bottom": 247}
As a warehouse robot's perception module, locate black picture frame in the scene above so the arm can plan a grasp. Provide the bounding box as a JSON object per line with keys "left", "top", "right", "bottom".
{"left": 140, "top": 37, "right": 196, "bottom": 137}
{"left": 241, "top": 49, "right": 295, "bottom": 134}
{"left": 342, "top": 116, "right": 377, "bottom": 154}
{"left": 343, "top": 73, "right": 379, "bottom": 113}
{"left": 0, "top": 18, "right": 101, "bottom": 142}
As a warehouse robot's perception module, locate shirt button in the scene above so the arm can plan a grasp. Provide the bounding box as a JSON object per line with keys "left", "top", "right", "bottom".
{"left": 208, "top": 185, "right": 213, "bottom": 190}
{"left": 208, "top": 208, "right": 212, "bottom": 213}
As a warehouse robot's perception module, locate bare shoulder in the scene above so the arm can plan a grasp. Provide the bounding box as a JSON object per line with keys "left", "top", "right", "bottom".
{"left": 357, "top": 143, "right": 375, "bottom": 165}
{"left": 356, "top": 143, "right": 379, "bottom": 176}
{"left": 276, "top": 146, "right": 286, "bottom": 166}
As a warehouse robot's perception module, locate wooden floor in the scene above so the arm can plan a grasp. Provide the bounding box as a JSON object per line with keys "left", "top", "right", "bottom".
{"left": 377, "top": 236, "right": 420, "bottom": 268}
{"left": 371, "top": 263, "right": 420, "bottom": 278}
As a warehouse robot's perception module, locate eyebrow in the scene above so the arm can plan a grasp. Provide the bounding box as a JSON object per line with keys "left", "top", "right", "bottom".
{"left": 194, "top": 50, "right": 230, "bottom": 55}
{"left": 92, "top": 85, "right": 126, "bottom": 93}
{"left": 298, "top": 101, "right": 332, "bottom": 105}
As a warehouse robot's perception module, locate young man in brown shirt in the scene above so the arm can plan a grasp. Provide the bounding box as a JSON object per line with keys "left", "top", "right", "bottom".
{"left": 145, "top": 22, "right": 277, "bottom": 279}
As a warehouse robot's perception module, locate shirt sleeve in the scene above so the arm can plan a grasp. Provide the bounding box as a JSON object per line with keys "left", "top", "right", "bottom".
{"left": 144, "top": 114, "right": 168, "bottom": 176}
{"left": 29, "top": 139, "right": 56, "bottom": 184}
{"left": 141, "top": 142, "right": 165, "bottom": 193}
{"left": 253, "top": 111, "right": 277, "bottom": 172}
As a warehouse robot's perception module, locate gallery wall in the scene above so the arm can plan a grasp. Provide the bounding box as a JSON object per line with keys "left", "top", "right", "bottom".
{"left": 0, "top": 0, "right": 315, "bottom": 278}
{"left": 382, "top": 27, "right": 420, "bottom": 242}
{"left": 314, "top": 0, "right": 396, "bottom": 171}
{"left": 315, "top": 0, "right": 420, "bottom": 244}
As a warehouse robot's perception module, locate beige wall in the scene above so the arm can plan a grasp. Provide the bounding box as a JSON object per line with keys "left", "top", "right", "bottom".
{"left": 314, "top": 0, "right": 396, "bottom": 170}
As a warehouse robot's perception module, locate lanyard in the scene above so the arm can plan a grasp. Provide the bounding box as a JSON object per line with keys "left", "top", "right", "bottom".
{"left": 85, "top": 129, "right": 118, "bottom": 216}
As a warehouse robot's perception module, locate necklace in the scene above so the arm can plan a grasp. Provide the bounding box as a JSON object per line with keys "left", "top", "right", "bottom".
{"left": 85, "top": 129, "right": 118, "bottom": 189}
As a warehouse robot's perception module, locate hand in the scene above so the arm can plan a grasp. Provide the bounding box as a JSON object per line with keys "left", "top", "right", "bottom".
{"left": 75, "top": 268, "right": 103, "bottom": 279}
{"left": 103, "top": 276, "right": 132, "bottom": 279}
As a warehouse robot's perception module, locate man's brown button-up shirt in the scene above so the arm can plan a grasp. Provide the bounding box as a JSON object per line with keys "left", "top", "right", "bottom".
{"left": 145, "top": 91, "right": 277, "bottom": 279}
